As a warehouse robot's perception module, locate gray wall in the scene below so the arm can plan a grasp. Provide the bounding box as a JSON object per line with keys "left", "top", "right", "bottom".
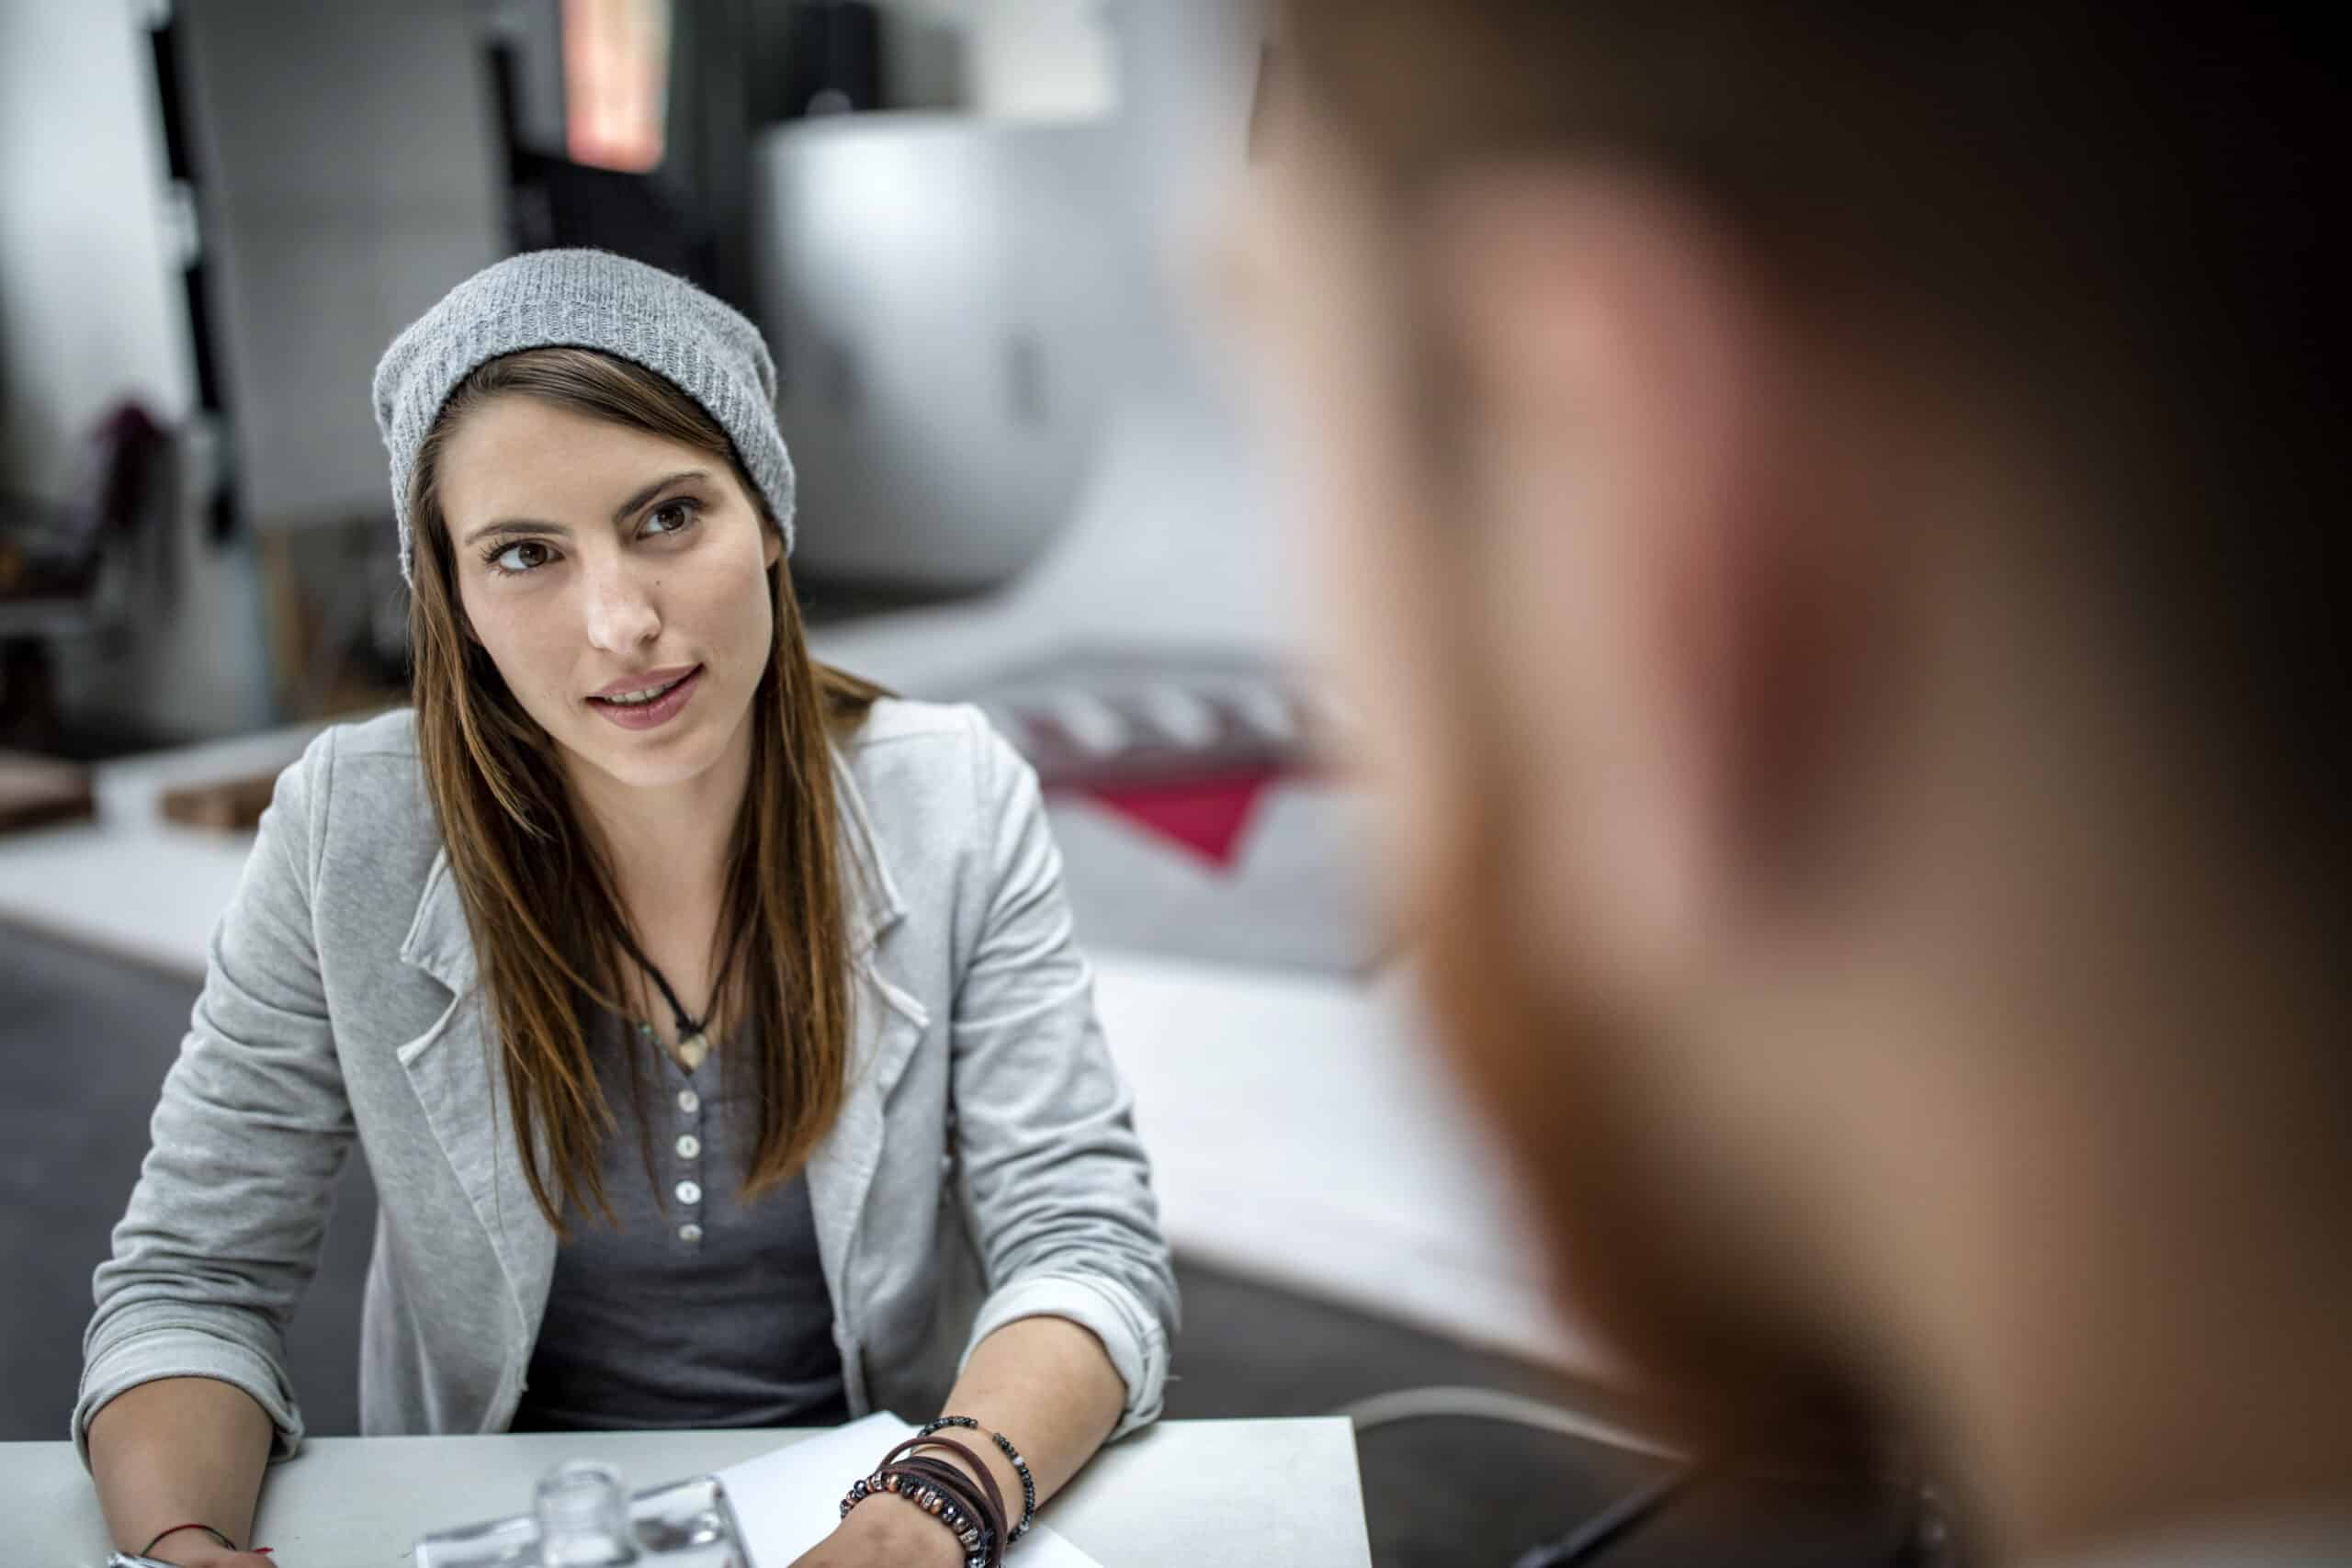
{"left": 0, "top": 0, "right": 269, "bottom": 739}
{"left": 875, "top": 0, "right": 1118, "bottom": 118}
{"left": 0, "top": 1, "right": 514, "bottom": 739}
{"left": 179, "top": 0, "right": 506, "bottom": 532}
{"left": 486, "top": 0, "right": 568, "bottom": 154}
{"left": 0, "top": 0, "right": 194, "bottom": 499}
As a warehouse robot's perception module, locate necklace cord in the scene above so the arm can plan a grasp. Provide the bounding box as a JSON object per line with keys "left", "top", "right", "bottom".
{"left": 610, "top": 915, "right": 743, "bottom": 1042}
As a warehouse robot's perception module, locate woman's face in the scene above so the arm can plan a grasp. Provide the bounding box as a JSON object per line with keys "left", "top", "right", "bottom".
{"left": 436, "top": 393, "right": 783, "bottom": 795}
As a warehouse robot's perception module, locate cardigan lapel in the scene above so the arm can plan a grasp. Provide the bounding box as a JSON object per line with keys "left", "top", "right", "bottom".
{"left": 394, "top": 846, "right": 555, "bottom": 1353}
{"left": 805, "top": 747, "right": 928, "bottom": 1366}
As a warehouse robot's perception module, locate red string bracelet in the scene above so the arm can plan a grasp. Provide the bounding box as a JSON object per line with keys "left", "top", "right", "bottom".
{"left": 138, "top": 1523, "right": 272, "bottom": 1558}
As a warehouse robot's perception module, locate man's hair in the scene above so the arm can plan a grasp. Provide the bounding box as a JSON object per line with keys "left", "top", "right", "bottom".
{"left": 1284, "top": 2, "right": 2348, "bottom": 907}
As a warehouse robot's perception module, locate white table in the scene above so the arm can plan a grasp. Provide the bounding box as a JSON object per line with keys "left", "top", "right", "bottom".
{"left": 0, "top": 718, "right": 331, "bottom": 976}
{"left": 6, "top": 1418, "right": 1370, "bottom": 1566}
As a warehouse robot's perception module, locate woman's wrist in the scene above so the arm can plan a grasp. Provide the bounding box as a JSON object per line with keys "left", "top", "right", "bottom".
{"left": 842, "top": 1438, "right": 1008, "bottom": 1568}
{"left": 139, "top": 1527, "right": 245, "bottom": 1566}
{"left": 837, "top": 1488, "right": 967, "bottom": 1568}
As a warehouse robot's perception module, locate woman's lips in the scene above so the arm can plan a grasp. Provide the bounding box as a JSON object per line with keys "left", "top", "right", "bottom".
{"left": 586, "top": 665, "right": 704, "bottom": 730}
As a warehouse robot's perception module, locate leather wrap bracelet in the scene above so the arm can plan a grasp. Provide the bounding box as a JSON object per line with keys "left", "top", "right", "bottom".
{"left": 919, "top": 1415, "right": 1039, "bottom": 1542}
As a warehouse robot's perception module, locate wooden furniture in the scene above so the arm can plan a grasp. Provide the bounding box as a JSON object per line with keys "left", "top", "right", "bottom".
{"left": 0, "top": 750, "right": 94, "bottom": 834}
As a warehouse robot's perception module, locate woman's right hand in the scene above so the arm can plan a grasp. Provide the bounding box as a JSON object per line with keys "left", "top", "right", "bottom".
{"left": 141, "top": 1532, "right": 277, "bottom": 1568}
{"left": 86, "top": 1379, "right": 276, "bottom": 1568}
{"left": 150, "top": 1551, "right": 277, "bottom": 1568}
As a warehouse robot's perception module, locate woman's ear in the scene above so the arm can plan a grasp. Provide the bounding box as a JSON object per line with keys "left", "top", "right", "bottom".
{"left": 762, "top": 520, "right": 784, "bottom": 570}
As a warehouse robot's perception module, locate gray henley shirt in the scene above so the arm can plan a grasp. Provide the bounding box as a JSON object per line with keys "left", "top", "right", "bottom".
{"left": 510, "top": 1010, "right": 848, "bottom": 1431}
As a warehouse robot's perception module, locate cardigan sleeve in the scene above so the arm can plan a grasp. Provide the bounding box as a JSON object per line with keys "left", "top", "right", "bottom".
{"left": 75, "top": 728, "right": 355, "bottom": 1466}
{"left": 944, "top": 710, "right": 1180, "bottom": 1440}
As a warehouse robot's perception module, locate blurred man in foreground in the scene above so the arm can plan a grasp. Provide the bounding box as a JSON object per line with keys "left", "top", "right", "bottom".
{"left": 1232, "top": 6, "right": 2349, "bottom": 1562}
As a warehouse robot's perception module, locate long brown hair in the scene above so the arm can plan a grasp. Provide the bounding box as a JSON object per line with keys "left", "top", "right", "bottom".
{"left": 406, "top": 346, "right": 889, "bottom": 1231}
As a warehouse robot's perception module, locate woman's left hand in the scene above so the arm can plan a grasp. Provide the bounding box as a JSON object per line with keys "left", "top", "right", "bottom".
{"left": 786, "top": 1493, "right": 967, "bottom": 1568}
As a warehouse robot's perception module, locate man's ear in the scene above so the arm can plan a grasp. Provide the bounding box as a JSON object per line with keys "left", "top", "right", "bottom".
{"left": 1422, "top": 166, "right": 1846, "bottom": 979}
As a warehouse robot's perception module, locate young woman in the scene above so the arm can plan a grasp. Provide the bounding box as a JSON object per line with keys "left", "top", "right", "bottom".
{"left": 79, "top": 251, "right": 1177, "bottom": 1568}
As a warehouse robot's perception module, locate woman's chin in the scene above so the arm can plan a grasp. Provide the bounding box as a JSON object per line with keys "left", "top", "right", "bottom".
{"left": 557, "top": 709, "right": 739, "bottom": 795}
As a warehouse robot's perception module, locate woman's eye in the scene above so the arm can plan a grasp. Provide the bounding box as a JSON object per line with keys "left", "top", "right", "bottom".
{"left": 488, "top": 539, "right": 552, "bottom": 574}
{"left": 645, "top": 499, "right": 699, "bottom": 536}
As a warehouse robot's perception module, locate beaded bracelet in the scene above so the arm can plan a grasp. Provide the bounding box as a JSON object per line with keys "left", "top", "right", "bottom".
{"left": 842, "top": 1437, "right": 1008, "bottom": 1568}
{"left": 920, "top": 1415, "right": 1038, "bottom": 1543}
{"left": 852, "top": 1473, "right": 986, "bottom": 1568}
{"left": 841, "top": 1468, "right": 993, "bottom": 1568}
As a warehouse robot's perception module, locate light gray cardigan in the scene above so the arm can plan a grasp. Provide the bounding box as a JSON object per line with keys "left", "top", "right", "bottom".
{"left": 77, "top": 700, "right": 1177, "bottom": 1461}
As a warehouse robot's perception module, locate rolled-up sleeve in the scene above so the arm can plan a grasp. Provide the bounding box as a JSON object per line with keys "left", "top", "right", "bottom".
{"left": 947, "top": 712, "right": 1179, "bottom": 1440}
{"left": 75, "top": 730, "right": 354, "bottom": 1466}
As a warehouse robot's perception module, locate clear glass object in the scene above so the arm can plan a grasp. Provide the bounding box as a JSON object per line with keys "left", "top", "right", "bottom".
{"left": 413, "top": 1459, "right": 752, "bottom": 1568}
{"left": 537, "top": 1461, "right": 635, "bottom": 1564}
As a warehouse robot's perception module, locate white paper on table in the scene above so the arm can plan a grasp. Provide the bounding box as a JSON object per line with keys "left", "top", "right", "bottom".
{"left": 714, "top": 1412, "right": 1102, "bottom": 1568}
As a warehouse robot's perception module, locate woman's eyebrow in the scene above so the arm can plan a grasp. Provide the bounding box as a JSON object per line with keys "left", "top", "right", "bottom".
{"left": 610, "top": 468, "right": 709, "bottom": 523}
{"left": 460, "top": 469, "right": 710, "bottom": 547}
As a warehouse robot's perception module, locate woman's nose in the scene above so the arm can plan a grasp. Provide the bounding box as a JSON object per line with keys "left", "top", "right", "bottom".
{"left": 581, "top": 558, "right": 661, "bottom": 652}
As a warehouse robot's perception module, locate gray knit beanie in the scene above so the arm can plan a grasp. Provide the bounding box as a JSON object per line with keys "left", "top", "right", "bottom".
{"left": 372, "top": 248, "right": 795, "bottom": 587}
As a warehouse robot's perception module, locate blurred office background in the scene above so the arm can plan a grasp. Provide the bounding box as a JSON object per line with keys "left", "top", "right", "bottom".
{"left": 0, "top": 4, "right": 1916, "bottom": 1562}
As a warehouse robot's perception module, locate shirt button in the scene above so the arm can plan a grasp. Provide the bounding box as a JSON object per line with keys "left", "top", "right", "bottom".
{"left": 675, "top": 1179, "right": 703, "bottom": 1206}
{"left": 677, "top": 1089, "right": 700, "bottom": 1115}
{"left": 678, "top": 1223, "right": 704, "bottom": 1245}
{"left": 676, "top": 1134, "right": 702, "bottom": 1160}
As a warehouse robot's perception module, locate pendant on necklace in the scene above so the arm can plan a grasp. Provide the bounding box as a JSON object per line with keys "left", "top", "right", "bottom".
{"left": 673, "top": 1031, "right": 710, "bottom": 1071}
